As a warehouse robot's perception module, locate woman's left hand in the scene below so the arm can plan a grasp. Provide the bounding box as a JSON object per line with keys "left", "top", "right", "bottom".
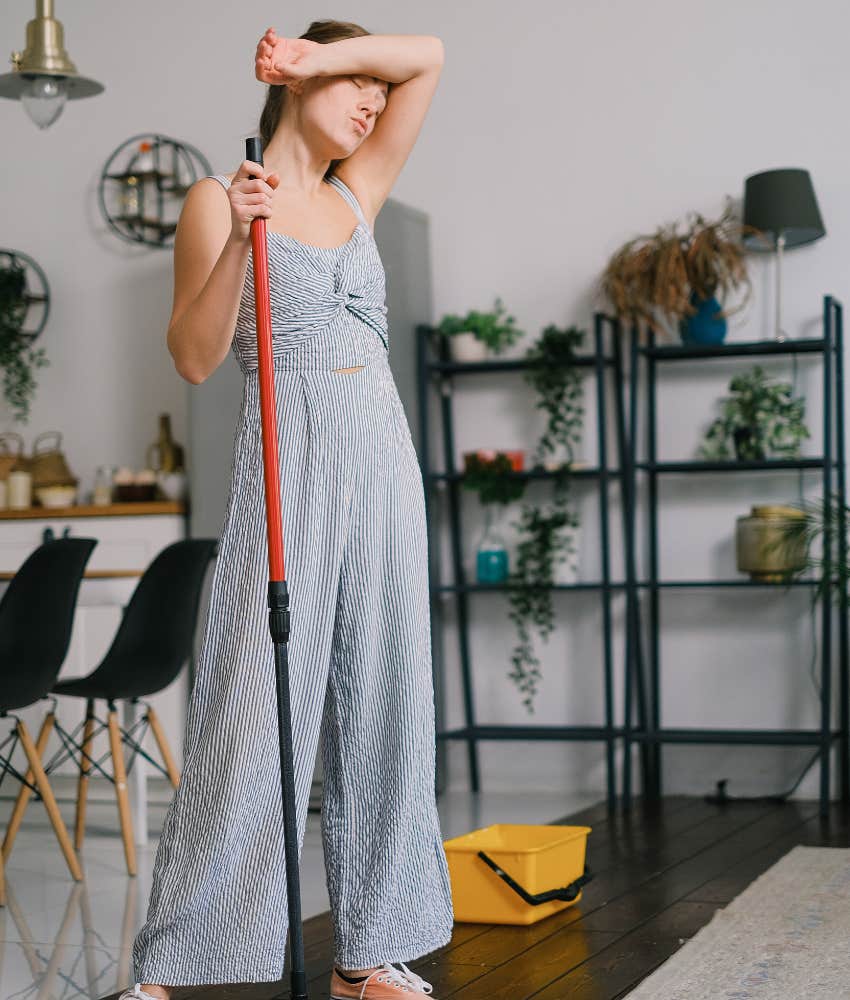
{"left": 255, "top": 27, "right": 323, "bottom": 90}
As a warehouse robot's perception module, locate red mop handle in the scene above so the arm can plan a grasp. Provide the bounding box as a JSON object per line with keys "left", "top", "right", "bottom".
{"left": 246, "top": 136, "right": 285, "bottom": 584}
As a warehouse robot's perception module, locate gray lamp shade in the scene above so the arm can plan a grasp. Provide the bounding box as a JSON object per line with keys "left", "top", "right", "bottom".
{"left": 742, "top": 168, "right": 826, "bottom": 251}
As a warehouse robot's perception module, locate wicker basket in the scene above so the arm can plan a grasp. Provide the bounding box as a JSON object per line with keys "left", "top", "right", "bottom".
{"left": 0, "top": 432, "right": 25, "bottom": 480}
{"left": 28, "top": 431, "right": 77, "bottom": 489}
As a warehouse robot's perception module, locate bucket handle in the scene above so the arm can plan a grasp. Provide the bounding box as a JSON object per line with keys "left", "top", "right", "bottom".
{"left": 476, "top": 850, "right": 593, "bottom": 905}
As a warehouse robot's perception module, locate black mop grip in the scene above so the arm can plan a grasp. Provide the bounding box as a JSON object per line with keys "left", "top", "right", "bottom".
{"left": 268, "top": 580, "right": 290, "bottom": 644}
{"left": 246, "top": 136, "right": 264, "bottom": 168}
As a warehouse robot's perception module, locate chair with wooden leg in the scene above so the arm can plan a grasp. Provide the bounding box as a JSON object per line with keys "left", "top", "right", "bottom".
{"left": 0, "top": 536, "right": 98, "bottom": 897}
{"left": 6, "top": 538, "right": 218, "bottom": 876}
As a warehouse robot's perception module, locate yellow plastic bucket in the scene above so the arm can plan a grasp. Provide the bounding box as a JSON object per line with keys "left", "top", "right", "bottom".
{"left": 443, "top": 823, "right": 592, "bottom": 925}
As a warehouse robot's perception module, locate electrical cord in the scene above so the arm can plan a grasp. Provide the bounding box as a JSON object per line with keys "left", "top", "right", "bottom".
{"left": 705, "top": 747, "right": 822, "bottom": 805}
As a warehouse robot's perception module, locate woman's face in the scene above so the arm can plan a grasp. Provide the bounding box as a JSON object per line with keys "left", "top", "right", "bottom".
{"left": 289, "top": 73, "right": 388, "bottom": 159}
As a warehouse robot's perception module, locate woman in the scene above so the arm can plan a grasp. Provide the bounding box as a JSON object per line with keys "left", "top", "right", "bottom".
{"left": 121, "top": 20, "right": 451, "bottom": 1000}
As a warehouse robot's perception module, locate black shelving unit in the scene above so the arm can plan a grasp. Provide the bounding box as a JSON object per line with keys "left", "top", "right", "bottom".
{"left": 607, "top": 295, "right": 848, "bottom": 818}
{"left": 416, "top": 319, "right": 636, "bottom": 813}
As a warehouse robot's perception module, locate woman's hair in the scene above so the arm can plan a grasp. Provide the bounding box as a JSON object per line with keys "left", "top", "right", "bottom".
{"left": 258, "top": 19, "right": 371, "bottom": 179}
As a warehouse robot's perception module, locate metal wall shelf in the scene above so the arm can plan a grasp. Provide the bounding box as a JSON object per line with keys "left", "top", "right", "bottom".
{"left": 607, "top": 296, "right": 849, "bottom": 818}
{"left": 428, "top": 467, "right": 620, "bottom": 482}
{"left": 636, "top": 578, "right": 821, "bottom": 589}
{"left": 638, "top": 458, "right": 829, "bottom": 473}
{"left": 642, "top": 337, "right": 827, "bottom": 361}
{"left": 628, "top": 728, "right": 845, "bottom": 746}
{"left": 428, "top": 355, "right": 608, "bottom": 375}
{"left": 440, "top": 724, "right": 623, "bottom": 741}
{"left": 416, "top": 321, "right": 633, "bottom": 812}
{"left": 432, "top": 581, "right": 627, "bottom": 594}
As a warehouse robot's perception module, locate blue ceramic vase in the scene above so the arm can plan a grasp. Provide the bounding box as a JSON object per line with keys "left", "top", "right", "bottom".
{"left": 679, "top": 292, "right": 727, "bottom": 345}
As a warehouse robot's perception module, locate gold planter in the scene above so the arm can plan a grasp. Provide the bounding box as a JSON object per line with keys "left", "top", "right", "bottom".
{"left": 735, "top": 504, "right": 807, "bottom": 583}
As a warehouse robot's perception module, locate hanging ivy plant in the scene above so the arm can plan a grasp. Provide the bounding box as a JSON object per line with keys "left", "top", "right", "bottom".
{"left": 0, "top": 258, "right": 49, "bottom": 423}
{"left": 505, "top": 324, "right": 587, "bottom": 713}
{"left": 523, "top": 324, "right": 586, "bottom": 467}
{"left": 506, "top": 474, "right": 580, "bottom": 712}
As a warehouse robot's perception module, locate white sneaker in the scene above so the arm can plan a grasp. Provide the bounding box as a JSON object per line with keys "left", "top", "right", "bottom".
{"left": 118, "top": 985, "right": 168, "bottom": 1000}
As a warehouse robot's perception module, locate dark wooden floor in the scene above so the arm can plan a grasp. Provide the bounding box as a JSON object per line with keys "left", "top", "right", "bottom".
{"left": 106, "top": 795, "right": 850, "bottom": 1000}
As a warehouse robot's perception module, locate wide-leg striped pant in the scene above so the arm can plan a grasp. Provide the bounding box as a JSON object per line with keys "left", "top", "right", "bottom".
{"left": 131, "top": 333, "right": 454, "bottom": 985}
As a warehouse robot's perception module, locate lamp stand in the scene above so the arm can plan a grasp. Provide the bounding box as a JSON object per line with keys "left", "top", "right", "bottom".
{"left": 774, "top": 231, "right": 788, "bottom": 343}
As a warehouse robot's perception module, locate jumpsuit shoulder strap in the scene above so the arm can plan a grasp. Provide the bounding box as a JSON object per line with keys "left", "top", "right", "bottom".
{"left": 206, "top": 174, "right": 232, "bottom": 190}
{"left": 326, "top": 173, "right": 370, "bottom": 230}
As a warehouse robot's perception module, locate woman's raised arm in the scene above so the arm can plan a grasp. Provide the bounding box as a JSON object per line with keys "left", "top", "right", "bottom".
{"left": 257, "top": 29, "right": 444, "bottom": 223}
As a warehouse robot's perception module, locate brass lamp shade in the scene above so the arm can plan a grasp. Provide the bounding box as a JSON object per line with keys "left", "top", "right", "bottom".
{"left": 0, "top": 0, "right": 104, "bottom": 101}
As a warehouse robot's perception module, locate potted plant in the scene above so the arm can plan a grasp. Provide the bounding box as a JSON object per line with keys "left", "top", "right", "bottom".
{"left": 461, "top": 450, "right": 527, "bottom": 506}
{"left": 436, "top": 296, "right": 524, "bottom": 362}
{"left": 776, "top": 495, "right": 850, "bottom": 604}
{"left": 600, "top": 198, "right": 757, "bottom": 344}
{"left": 0, "top": 257, "right": 49, "bottom": 423}
{"left": 700, "top": 365, "right": 809, "bottom": 461}
{"left": 501, "top": 324, "right": 587, "bottom": 713}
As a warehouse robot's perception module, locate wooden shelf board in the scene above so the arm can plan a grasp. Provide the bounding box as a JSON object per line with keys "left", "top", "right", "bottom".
{"left": 0, "top": 500, "right": 187, "bottom": 520}
{"left": 0, "top": 568, "right": 143, "bottom": 580}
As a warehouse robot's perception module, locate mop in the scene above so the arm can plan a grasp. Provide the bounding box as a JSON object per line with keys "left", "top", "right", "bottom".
{"left": 245, "top": 135, "right": 309, "bottom": 1000}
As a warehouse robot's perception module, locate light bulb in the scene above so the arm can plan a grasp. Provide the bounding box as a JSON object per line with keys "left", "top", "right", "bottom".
{"left": 20, "top": 75, "right": 68, "bottom": 129}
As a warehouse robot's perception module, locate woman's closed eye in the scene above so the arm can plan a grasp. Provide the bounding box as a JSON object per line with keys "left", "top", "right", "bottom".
{"left": 351, "top": 76, "right": 387, "bottom": 115}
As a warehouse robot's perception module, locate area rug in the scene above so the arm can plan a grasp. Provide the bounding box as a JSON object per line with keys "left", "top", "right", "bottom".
{"left": 625, "top": 846, "right": 850, "bottom": 999}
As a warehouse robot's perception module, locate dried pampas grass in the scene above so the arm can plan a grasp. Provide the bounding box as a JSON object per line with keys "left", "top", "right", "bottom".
{"left": 600, "top": 197, "right": 764, "bottom": 336}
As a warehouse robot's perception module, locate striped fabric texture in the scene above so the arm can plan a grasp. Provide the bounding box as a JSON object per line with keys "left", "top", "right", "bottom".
{"left": 130, "top": 173, "right": 454, "bottom": 985}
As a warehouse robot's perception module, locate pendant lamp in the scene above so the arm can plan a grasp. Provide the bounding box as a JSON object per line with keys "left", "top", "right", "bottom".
{"left": 0, "top": 0, "right": 104, "bottom": 129}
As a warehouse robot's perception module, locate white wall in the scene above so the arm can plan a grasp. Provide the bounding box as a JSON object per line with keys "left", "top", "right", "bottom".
{"left": 2, "top": 0, "right": 848, "bottom": 802}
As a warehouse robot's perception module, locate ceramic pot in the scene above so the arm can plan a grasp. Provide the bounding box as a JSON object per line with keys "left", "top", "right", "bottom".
{"left": 679, "top": 293, "right": 727, "bottom": 345}
{"left": 449, "top": 332, "right": 489, "bottom": 363}
{"left": 733, "top": 426, "right": 766, "bottom": 461}
{"left": 736, "top": 504, "right": 807, "bottom": 582}
{"left": 157, "top": 469, "right": 188, "bottom": 501}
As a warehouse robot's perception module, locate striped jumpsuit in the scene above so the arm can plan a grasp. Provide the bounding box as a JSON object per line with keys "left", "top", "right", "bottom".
{"left": 131, "top": 172, "right": 454, "bottom": 985}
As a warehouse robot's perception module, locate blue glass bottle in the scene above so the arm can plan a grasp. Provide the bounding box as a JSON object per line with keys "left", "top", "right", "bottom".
{"left": 476, "top": 504, "right": 509, "bottom": 584}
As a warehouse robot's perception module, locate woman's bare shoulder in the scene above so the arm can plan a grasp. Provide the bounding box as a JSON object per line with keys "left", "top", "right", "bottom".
{"left": 176, "top": 175, "right": 231, "bottom": 246}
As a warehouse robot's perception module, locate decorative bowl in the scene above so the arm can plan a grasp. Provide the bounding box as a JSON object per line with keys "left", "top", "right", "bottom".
{"left": 35, "top": 484, "right": 78, "bottom": 508}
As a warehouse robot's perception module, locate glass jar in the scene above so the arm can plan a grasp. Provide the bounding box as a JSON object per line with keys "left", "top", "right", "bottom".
{"left": 93, "top": 465, "right": 116, "bottom": 506}
{"left": 475, "top": 504, "right": 509, "bottom": 584}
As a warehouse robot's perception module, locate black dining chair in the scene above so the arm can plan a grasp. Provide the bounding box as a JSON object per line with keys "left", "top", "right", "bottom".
{"left": 0, "top": 536, "right": 98, "bottom": 902}
{"left": 6, "top": 538, "right": 218, "bottom": 877}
